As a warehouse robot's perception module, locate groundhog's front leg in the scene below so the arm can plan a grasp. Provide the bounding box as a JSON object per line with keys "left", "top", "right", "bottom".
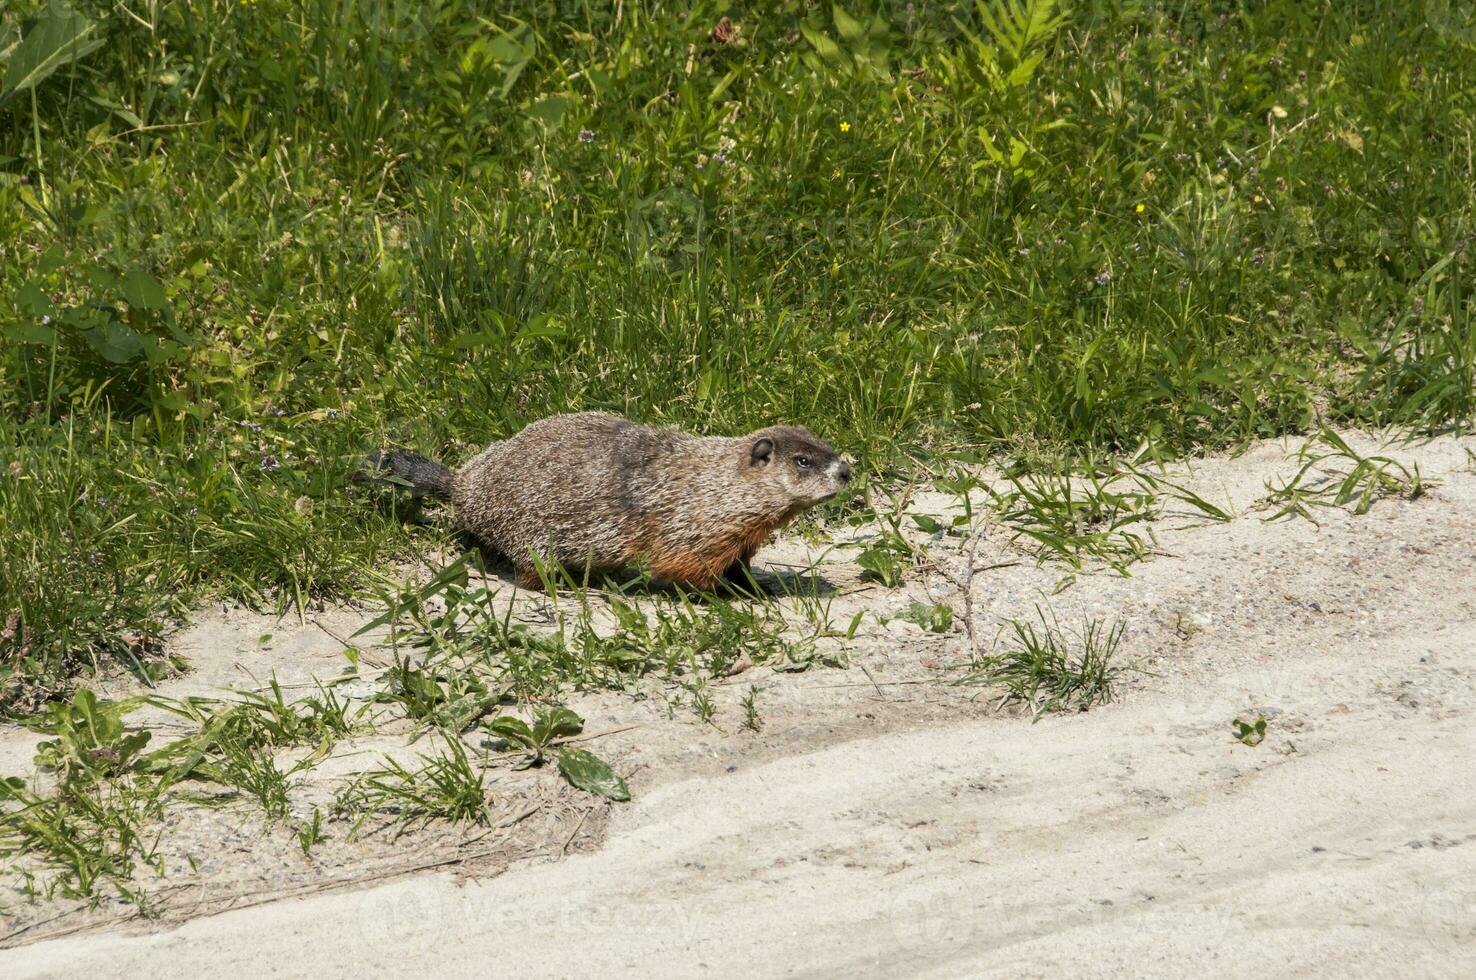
{"left": 721, "top": 558, "right": 753, "bottom": 586}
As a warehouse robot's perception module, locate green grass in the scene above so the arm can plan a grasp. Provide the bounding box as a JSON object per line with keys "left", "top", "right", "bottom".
{"left": 333, "top": 735, "right": 493, "bottom": 838}
{"left": 988, "top": 453, "right": 1232, "bottom": 573}
{"left": 366, "top": 550, "right": 837, "bottom": 707}
{"left": 959, "top": 606, "right": 1129, "bottom": 718}
{"left": 1258, "top": 427, "right": 1431, "bottom": 521}
{"left": 2, "top": 0, "right": 1476, "bottom": 700}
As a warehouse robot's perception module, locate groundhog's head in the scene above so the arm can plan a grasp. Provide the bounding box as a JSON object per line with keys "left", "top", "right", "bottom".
{"left": 745, "top": 426, "right": 852, "bottom": 507}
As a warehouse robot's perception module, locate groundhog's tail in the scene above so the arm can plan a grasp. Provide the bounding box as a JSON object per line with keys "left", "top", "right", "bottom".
{"left": 354, "top": 449, "right": 454, "bottom": 500}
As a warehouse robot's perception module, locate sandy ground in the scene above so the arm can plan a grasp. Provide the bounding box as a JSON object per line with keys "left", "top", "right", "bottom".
{"left": 3, "top": 431, "right": 1475, "bottom": 977}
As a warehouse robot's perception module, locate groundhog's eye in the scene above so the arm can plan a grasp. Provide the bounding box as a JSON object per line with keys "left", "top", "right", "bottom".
{"left": 796, "top": 456, "right": 812, "bottom": 469}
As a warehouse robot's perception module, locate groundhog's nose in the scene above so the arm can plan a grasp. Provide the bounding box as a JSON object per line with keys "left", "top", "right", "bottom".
{"left": 837, "top": 460, "right": 852, "bottom": 483}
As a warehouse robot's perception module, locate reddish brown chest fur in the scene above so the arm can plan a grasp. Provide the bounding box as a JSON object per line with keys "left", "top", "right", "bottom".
{"left": 642, "top": 514, "right": 783, "bottom": 590}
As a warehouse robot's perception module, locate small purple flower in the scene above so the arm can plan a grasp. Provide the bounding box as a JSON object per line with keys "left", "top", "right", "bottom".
{"left": 578, "top": 129, "right": 595, "bottom": 144}
{"left": 260, "top": 455, "right": 281, "bottom": 472}
{"left": 1094, "top": 270, "right": 1112, "bottom": 287}
{"left": 326, "top": 409, "right": 341, "bottom": 420}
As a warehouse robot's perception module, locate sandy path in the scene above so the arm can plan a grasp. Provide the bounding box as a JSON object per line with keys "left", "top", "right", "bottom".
{"left": 4, "top": 432, "right": 1475, "bottom": 977}
{"left": 8, "top": 628, "right": 1475, "bottom": 978}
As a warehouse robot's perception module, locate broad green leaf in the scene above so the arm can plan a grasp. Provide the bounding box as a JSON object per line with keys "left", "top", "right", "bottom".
{"left": 557, "top": 748, "right": 630, "bottom": 801}
{"left": 487, "top": 715, "right": 535, "bottom": 749}
{"left": 3, "top": 322, "right": 58, "bottom": 344}
{"left": 833, "top": 4, "right": 866, "bottom": 43}
{"left": 515, "top": 314, "right": 567, "bottom": 341}
{"left": 531, "top": 706, "right": 583, "bottom": 745}
{"left": 911, "top": 514, "right": 944, "bottom": 534}
{"left": 488, "top": 27, "right": 533, "bottom": 98}
{"left": 116, "top": 729, "right": 153, "bottom": 767}
{"left": 485, "top": 35, "right": 526, "bottom": 63}
{"left": 433, "top": 693, "right": 497, "bottom": 732}
{"left": 121, "top": 270, "right": 169, "bottom": 310}
{"left": 905, "top": 601, "right": 954, "bottom": 634}
{"left": 798, "top": 25, "right": 846, "bottom": 69}
{"left": 0, "top": 1, "right": 105, "bottom": 107}
{"left": 81, "top": 321, "right": 146, "bottom": 363}
{"left": 15, "top": 282, "right": 54, "bottom": 316}
{"left": 87, "top": 94, "right": 143, "bottom": 128}
{"left": 525, "top": 94, "right": 570, "bottom": 123}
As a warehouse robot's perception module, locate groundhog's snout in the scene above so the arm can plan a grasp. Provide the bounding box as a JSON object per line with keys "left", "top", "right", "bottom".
{"left": 819, "top": 458, "right": 853, "bottom": 501}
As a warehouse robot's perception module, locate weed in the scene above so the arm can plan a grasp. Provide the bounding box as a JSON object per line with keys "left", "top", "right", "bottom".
{"left": 960, "top": 607, "right": 1129, "bottom": 719}
{"left": 0, "top": 774, "right": 165, "bottom": 902}
{"left": 485, "top": 706, "right": 583, "bottom": 770}
{"left": 376, "top": 658, "right": 501, "bottom": 734}
{"left": 556, "top": 748, "right": 630, "bottom": 802}
{"left": 987, "top": 454, "right": 1232, "bottom": 574}
{"left": 368, "top": 551, "right": 834, "bottom": 708}
{"left": 148, "top": 679, "right": 363, "bottom": 761}
{"left": 482, "top": 705, "right": 628, "bottom": 799}
{"left": 1260, "top": 430, "right": 1431, "bottom": 522}
{"left": 335, "top": 736, "right": 491, "bottom": 838}
{"left": 24, "top": 688, "right": 152, "bottom": 785}
{"left": 295, "top": 807, "right": 325, "bottom": 856}
{"left": 854, "top": 488, "right": 927, "bottom": 587}
{"left": 201, "top": 741, "right": 295, "bottom": 823}
{"left": 989, "top": 466, "right": 1159, "bottom": 573}
{"left": 689, "top": 680, "right": 718, "bottom": 726}
{"left": 741, "top": 686, "right": 763, "bottom": 733}
{"left": 899, "top": 601, "right": 955, "bottom": 634}
{"left": 1232, "top": 716, "right": 1268, "bottom": 747}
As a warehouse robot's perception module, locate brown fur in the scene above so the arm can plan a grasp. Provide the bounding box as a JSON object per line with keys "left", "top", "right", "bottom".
{"left": 436, "top": 412, "right": 850, "bottom": 589}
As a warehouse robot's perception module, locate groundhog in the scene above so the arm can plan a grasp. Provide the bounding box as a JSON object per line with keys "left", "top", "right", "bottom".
{"left": 359, "top": 412, "right": 852, "bottom": 590}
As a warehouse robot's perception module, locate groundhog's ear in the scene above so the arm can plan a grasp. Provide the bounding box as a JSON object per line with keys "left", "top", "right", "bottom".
{"left": 749, "top": 437, "right": 774, "bottom": 465}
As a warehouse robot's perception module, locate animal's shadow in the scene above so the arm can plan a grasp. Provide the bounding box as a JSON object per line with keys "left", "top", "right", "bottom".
{"left": 452, "top": 532, "right": 839, "bottom": 601}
